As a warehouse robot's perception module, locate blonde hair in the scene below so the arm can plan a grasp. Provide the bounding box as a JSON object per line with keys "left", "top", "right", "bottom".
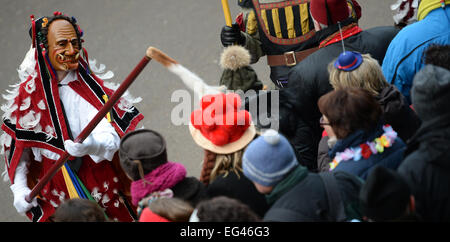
{"left": 209, "top": 149, "right": 244, "bottom": 182}
{"left": 208, "top": 131, "right": 260, "bottom": 183}
{"left": 328, "top": 54, "right": 388, "bottom": 96}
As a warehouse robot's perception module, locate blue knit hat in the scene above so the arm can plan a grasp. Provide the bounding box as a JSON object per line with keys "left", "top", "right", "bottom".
{"left": 242, "top": 129, "right": 298, "bottom": 187}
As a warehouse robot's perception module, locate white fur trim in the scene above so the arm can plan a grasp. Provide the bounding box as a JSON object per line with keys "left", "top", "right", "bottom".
{"left": 103, "top": 81, "right": 142, "bottom": 112}
{"left": 2, "top": 87, "right": 20, "bottom": 101}
{"left": 33, "top": 123, "right": 43, "bottom": 133}
{"left": 18, "top": 110, "right": 41, "bottom": 129}
{"left": 89, "top": 59, "right": 114, "bottom": 80}
{"left": 17, "top": 45, "right": 37, "bottom": 83}
{"left": 391, "top": 0, "right": 419, "bottom": 24}
{"left": 24, "top": 79, "right": 36, "bottom": 94}
{"left": 117, "top": 98, "right": 135, "bottom": 113}
{"left": 1, "top": 103, "right": 18, "bottom": 123}
{"left": 19, "top": 97, "right": 31, "bottom": 111}
{"left": 220, "top": 45, "right": 251, "bottom": 71}
{"left": 390, "top": 0, "right": 405, "bottom": 11}
{"left": 97, "top": 70, "right": 114, "bottom": 80}
{"left": 168, "top": 64, "right": 224, "bottom": 99}
{"left": 37, "top": 100, "right": 46, "bottom": 110}
{"left": 44, "top": 125, "right": 56, "bottom": 139}
{"left": 0, "top": 132, "right": 12, "bottom": 148}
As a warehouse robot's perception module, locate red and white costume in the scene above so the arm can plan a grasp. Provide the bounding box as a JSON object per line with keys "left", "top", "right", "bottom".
{"left": 1, "top": 36, "right": 143, "bottom": 221}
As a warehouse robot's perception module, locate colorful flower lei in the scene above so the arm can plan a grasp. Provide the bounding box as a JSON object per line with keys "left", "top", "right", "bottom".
{"left": 329, "top": 125, "right": 398, "bottom": 171}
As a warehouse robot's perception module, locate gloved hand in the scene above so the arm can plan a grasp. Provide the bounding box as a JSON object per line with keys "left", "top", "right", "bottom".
{"left": 64, "top": 132, "right": 119, "bottom": 163}
{"left": 220, "top": 23, "right": 245, "bottom": 47}
{"left": 10, "top": 183, "right": 38, "bottom": 215}
{"left": 64, "top": 135, "right": 101, "bottom": 159}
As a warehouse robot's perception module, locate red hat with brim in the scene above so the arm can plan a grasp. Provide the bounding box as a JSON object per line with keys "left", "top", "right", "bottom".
{"left": 189, "top": 93, "right": 256, "bottom": 154}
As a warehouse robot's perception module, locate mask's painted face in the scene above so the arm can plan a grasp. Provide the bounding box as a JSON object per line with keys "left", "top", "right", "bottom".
{"left": 47, "top": 19, "right": 80, "bottom": 72}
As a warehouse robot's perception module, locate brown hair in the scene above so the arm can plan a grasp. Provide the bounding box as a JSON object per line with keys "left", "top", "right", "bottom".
{"left": 49, "top": 198, "right": 107, "bottom": 222}
{"left": 318, "top": 88, "right": 382, "bottom": 139}
{"left": 147, "top": 197, "right": 194, "bottom": 222}
{"left": 328, "top": 54, "right": 388, "bottom": 96}
{"left": 196, "top": 196, "right": 261, "bottom": 222}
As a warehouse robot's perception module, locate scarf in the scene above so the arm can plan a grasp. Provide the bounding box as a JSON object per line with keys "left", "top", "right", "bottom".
{"left": 265, "top": 165, "right": 308, "bottom": 205}
{"left": 417, "top": 0, "right": 450, "bottom": 20}
{"left": 130, "top": 162, "right": 187, "bottom": 206}
{"left": 319, "top": 23, "right": 362, "bottom": 48}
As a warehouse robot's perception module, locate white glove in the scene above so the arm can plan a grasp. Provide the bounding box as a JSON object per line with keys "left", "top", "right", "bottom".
{"left": 10, "top": 155, "right": 38, "bottom": 215}
{"left": 64, "top": 133, "right": 118, "bottom": 163}
{"left": 64, "top": 135, "right": 101, "bottom": 158}
{"left": 10, "top": 183, "right": 38, "bottom": 215}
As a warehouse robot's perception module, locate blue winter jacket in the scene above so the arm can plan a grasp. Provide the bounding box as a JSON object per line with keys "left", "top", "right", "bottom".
{"left": 329, "top": 124, "right": 406, "bottom": 180}
{"left": 382, "top": 7, "right": 450, "bottom": 103}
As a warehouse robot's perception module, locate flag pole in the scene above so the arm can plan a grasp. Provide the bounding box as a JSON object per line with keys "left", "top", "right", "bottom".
{"left": 221, "top": 0, "right": 233, "bottom": 27}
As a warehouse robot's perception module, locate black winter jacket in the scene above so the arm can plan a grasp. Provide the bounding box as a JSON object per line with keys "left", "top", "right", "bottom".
{"left": 205, "top": 171, "right": 270, "bottom": 218}
{"left": 397, "top": 117, "right": 450, "bottom": 222}
{"left": 263, "top": 171, "right": 363, "bottom": 222}
{"left": 376, "top": 85, "right": 421, "bottom": 142}
{"left": 397, "top": 113, "right": 450, "bottom": 222}
{"left": 396, "top": 65, "right": 450, "bottom": 222}
{"left": 172, "top": 177, "right": 208, "bottom": 206}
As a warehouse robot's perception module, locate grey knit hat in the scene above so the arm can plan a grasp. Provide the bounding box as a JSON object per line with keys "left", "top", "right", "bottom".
{"left": 411, "top": 65, "right": 450, "bottom": 121}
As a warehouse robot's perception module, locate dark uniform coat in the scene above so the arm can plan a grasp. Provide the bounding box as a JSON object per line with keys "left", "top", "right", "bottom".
{"left": 263, "top": 171, "right": 363, "bottom": 222}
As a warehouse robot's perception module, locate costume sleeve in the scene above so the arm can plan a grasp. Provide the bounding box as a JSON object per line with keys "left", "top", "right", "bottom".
{"left": 292, "top": 118, "right": 320, "bottom": 171}
{"left": 9, "top": 148, "right": 39, "bottom": 214}
{"left": 12, "top": 148, "right": 31, "bottom": 185}
{"left": 286, "top": 65, "right": 323, "bottom": 171}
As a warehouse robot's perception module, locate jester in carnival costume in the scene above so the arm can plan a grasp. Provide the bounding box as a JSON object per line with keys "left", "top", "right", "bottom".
{"left": 0, "top": 12, "right": 143, "bottom": 222}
